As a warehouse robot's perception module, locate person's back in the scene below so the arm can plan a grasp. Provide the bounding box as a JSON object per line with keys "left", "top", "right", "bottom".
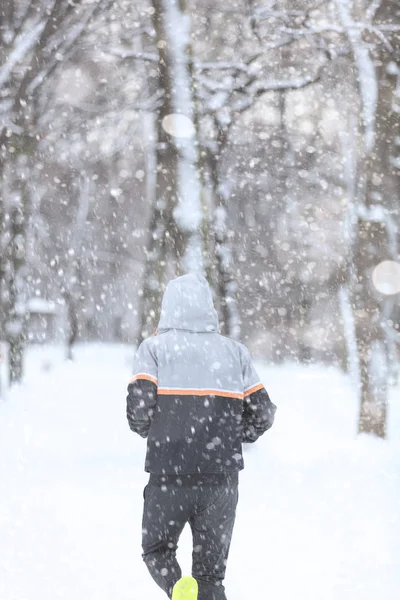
{"left": 126, "top": 274, "right": 276, "bottom": 600}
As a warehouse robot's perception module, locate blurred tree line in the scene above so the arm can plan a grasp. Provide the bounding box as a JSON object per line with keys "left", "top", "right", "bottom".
{"left": 1, "top": 0, "right": 400, "bottom": 436}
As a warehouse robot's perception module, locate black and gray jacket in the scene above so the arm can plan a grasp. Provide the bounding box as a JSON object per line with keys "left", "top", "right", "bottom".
{"left": 126, "top": 273, "right": 276, "bottom": 475}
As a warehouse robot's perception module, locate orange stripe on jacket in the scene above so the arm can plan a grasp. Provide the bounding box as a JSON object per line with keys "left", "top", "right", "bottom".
{"left": 129, "top": 373, "right": 158, "bottom": 386}
{"left": 158, "top": 388, "right": 244, "bottom": 400}
{"left": 244, "top": 383, "right": 264, "bottom": 397}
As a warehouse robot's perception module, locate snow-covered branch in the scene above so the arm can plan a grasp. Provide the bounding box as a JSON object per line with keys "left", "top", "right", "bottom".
{"left": 366, "top": 0, "right": 383, "bottom": 21}
{"left": 196, "top": 57, "right": 262, "bottom": 73}
{"left": 26, "top": 1, "right": 106, "bottom": 96}
{"left": 245, "top": 69, "right": 325, "bottom": 95}
{"left": 100, "top": 50, "right": 265, "bottom": 72}
{"left": 0, "top": 20, "right": 45, "bottom": 89}
{"left": 59, "top": 88, "right": 162, "bottom": 124}
{"left": 251, "top": 1, "right": 326, "bottom": 24}
{"left": 200, "top": 64, "right": 324, "bottom": 118}
{"left": 230, "top": 73, "right": 323, "bottom": 113}
{"left": 279, "top": 21, "right": 400, "bottom": 44}
{"left": 281, "top": 24, "right": 345, "bottom": 37}
{"left": 99, "top": 46, "right": 158, "bottom": 63}
{"left": 363, "top": 24, "right": 393, "bottom": 52}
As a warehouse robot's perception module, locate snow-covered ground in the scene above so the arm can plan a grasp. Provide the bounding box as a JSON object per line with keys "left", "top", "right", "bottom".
{"left": 0, "top": 344, "right": 399, "bottom": 600}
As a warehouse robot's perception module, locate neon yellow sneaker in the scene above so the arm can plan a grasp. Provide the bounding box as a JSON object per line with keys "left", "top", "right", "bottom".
{"left": 171, "top": 576, "right": 198, "bottom": 600}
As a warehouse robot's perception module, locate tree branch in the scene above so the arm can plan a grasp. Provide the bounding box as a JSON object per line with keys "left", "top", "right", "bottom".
{"left": 99, "top": 46, "right": 158, "bottom": 62}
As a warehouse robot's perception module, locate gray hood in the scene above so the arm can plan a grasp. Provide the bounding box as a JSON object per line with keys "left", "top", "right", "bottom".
{"left": 157, "top": 273, "right": 219, "bottom": 333}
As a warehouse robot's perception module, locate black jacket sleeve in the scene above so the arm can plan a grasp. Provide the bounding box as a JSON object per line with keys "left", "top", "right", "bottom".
{"left": 240, "top": 345, "right": 276, "bottom": 443}
{"left": 126, "top": 379, "right": 157, "bottom": 438}
{"left": 242, "top": 387, "right": 276, "bottom": 443}
{"left": 126, "top": 339, "right": 158, "bottom": 438}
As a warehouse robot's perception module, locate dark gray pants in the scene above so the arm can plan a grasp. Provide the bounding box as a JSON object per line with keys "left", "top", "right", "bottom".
{"left": 141, "top": 474, "right": 239, "bottom": 600}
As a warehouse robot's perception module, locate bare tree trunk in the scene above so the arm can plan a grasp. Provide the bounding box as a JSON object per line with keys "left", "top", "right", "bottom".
{"left": 207, "top": 141, "right": 240, "bottom": 339}
{"left": 0, "top": 192, "right": 6, "bottom": 340}
{"left": 341, "top": 0, "right": 400, "bottom": 437}
{"left": 137, "top": 0, "right": 204, "bottom": 343}
{"left": 64, "top": 176, "right": 91, "bottom": 360}
{"left": 1, "top": 0, "right": 105, "bottom": 373}
{"left": 153, "top": 0, "right": 203, "bottom": 269}
{"left": 137, "top": 198, "right": 169, "bottom": 342}
{"left": 6, "top": 196, "right": 27, "bottom": 384}
{"left": 354, "top": 64, "right": 399, "bottom": 436}
{"left": 65, "top": 291, "right": 79, "bottom": 361}
{"left": 137, "top": 0, "right": 179, "bottom": 342}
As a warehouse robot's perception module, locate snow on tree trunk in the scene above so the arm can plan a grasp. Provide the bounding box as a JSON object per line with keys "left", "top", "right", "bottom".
{"left": 356, "top": 39, "right": 399, "bottom": 437}
{"left": 336, "top": 0, "right": 400, "bottom": 437}
{"left": 161, "top": 0, "right": 203, "bottom": 274}
{"left": 138, "top": 0, "right": 204, "bottom": 341}
{"left": 151, "top": 0, "right": 203, "bottom": 273}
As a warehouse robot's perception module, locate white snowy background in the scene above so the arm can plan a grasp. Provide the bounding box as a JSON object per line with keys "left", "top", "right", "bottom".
{"left": 1, "top": 343, "right": 399, "bottom": 600}
{"left": 1, "top": 2, "right": 400, "bottom": 598}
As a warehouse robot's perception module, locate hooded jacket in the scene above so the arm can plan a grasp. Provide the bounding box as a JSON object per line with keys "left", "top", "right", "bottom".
{"left": 126, "top": 274, "right": 276, "bottom": 475}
